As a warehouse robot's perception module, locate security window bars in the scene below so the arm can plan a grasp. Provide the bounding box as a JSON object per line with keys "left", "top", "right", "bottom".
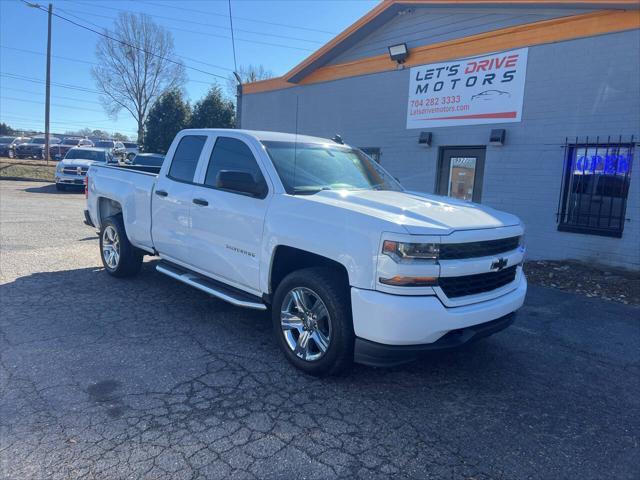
{"left": 557, "top": 136, "right": 634, "bottom": 238}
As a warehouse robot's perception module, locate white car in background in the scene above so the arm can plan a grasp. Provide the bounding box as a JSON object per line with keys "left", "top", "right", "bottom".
{"left": 122, "top": 142, "right": 140, "bottom": 162}
{"left": 55, "top": 147, "right": 117, "bottom": 191}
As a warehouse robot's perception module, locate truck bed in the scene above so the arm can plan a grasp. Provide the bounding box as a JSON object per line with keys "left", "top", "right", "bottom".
{"left": 88, "top": 163, "right": 158, "bottom": 252}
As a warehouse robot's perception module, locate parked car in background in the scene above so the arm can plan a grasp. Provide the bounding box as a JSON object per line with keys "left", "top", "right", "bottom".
{"left": 55, "top": 147, "right": 117, "bottom": 191}
{"left": 50, "top": 137, "right": 93, "bottom": 160}
{"left": 15, "top": 137, "right": 61, "bottom": 159}
{"left": 86, "top": 129, "right": 527, "bottom": 375}
{"left": 0, "top": 136, "right": 31, "bottom": 158}
{"left": 93, "top": 140, "right": 126, "bottom": 161}
{"left": 122, "top": 142, "right": 140, "bottom": 162}
{"left": 125, "top": 152, "right": 164, "bottom": 167}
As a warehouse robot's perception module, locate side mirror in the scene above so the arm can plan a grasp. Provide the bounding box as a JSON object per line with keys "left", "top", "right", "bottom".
{"left": 216, "top": 170, "right": 266, "bottom": 198}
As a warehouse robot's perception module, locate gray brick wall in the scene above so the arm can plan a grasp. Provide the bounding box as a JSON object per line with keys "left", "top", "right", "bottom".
{"left": 242, "top": 30, "right": 640, "bottom": 270}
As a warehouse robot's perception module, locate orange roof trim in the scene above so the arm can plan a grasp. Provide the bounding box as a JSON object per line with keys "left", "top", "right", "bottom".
{"left": 244, "top": 1, "right": 640, "bottom": 95}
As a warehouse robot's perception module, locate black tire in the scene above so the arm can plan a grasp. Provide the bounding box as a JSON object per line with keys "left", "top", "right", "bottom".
{"left": 16, "top": 154, "right": 25, "bottom": 159}
{"left": 55, "top": 184, "right": 66, "bottom": 191}
{"left": 99, "top": 214, "right": 143, "bottom": 277}
{"left": 272, "top": 267, "right": 354, "bottom": 376}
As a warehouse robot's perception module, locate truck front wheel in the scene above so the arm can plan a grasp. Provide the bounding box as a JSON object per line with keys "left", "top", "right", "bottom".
{"left": 272, "top": 267, "right": 354, "bottom": 376}
{"left": 99, "top": 214, "right": 143, "bottom": 277}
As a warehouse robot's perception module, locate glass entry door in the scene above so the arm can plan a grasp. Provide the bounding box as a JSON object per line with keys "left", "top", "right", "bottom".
{"left": 437, "top": 147, "right": 486, "bottom": 202}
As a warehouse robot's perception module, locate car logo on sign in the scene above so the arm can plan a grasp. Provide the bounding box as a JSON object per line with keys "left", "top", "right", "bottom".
{"left": 491, "top": 258, "right": 508, "bottom": 271}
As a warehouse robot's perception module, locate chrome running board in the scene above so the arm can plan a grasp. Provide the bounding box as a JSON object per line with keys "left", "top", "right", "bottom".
{"left": 156, "top": 262, "right": 267, "bottom": 310}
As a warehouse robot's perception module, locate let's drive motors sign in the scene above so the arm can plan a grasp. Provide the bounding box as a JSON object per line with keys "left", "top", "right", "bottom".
{"left": 406, "top": 48, "right": 528, "bottom": 129}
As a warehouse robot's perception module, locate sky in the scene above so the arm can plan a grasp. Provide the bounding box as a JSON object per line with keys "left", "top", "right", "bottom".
{"left": 0, "top": 0, "right": 378, "bottom": 139}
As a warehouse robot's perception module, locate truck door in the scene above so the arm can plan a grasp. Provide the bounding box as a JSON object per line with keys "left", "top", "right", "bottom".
{"left": 151, "top": 134, "right": 208, "bottom": 265}
{"left": 189, "top": 135, "right": 270, "bottom": 293}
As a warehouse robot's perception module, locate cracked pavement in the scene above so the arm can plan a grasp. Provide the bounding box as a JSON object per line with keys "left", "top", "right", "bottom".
{"left": 1, "top": 180, "right": 639, "bottom": 479}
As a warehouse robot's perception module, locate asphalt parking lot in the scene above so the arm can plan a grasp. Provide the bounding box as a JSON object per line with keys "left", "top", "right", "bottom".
{"left": 1, "top": 180, "right": 639, "bottom": 480}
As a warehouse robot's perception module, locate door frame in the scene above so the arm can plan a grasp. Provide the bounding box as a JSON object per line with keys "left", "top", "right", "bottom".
{"left": 436, "top": 145, "right": 487, "bottom": 203}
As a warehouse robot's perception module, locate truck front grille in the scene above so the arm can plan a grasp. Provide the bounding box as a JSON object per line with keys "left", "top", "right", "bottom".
{"left": 440, "top": 236, "right": 520, "bottom": 260}
{"left": 62, "top": 167, "right": 88, "bottom": 175}
{"left": 439, "top": 266, "right": 517, "bottom": 298}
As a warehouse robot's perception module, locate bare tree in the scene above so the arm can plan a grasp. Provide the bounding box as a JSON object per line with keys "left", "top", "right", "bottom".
{"left": 92, "top": 12, "right": 186, "bottom": 144}
{"left": 226, "top": 64, "right": 273, "bottom": 100}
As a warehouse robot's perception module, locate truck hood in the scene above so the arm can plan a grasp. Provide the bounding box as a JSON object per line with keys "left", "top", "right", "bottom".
{"left": 59, "top": 159, "right": 101, "bottom": 167}
{"left": 305, "top": 189, "right": 521, "bottom": 235}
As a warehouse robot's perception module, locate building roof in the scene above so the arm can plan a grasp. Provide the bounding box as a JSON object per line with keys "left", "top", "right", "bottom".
{"left": 244, "top": 0, "right": 640, "bottom": 94}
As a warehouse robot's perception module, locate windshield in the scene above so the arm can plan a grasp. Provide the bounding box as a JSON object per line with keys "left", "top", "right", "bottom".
{"left": 123, "top": 142, "right": 137, "bottom": 148}
{"left": 64, "top": 149, "right": 107, "bottom": 162}
{"left": 262, "top": 141, "right": 403, "bottom": 194}
{"left": 62, "top": 139, "right": 81, "bottom": 146}
{"left": 94, "top": 141, "right": 113, "bottom": 148}
{"left": 30, "top": 138, "right": 46, "bottom": 144}
{"left": 0, "top": 137, "right": 15, "bottom": 143}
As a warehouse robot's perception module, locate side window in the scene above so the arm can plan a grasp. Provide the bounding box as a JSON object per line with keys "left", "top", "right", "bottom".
{"left": 204, "top": 137, "right": 267, "bottom": 196}
{"left": 168, "top": 135, "right": 207, "bottom": 182}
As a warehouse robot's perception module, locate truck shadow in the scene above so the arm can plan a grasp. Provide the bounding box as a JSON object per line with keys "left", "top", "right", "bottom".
{"left": 23, "top": 183, "right": 83, "bottom": 194}
{"left": 1, "top": 259, "right": 520, "bottom": 387}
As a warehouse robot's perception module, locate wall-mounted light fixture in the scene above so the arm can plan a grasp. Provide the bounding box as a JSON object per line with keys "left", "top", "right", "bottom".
{"left": 418, "top": 131, "right": 432, "bottom": 146}
{"left": 489, "top": 129, "right": 506, "bottom": 146}
{"left": 388, "top": 43, "right": 409, "bottom": 64}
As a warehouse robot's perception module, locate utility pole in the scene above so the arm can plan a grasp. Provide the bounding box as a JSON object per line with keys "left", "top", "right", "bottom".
{"left": 44, "top": 3, "right": 52, "bottom": 165}
{"left": 233, "top": 71, "right": 242, "bottom": 129}
{"left": 25, "top": 2, "right": 52, "bottom": 164}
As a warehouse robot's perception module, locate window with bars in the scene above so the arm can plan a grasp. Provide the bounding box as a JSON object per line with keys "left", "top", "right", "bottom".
{"left": 557, "top": 137, "right": 634, "bottom": 238}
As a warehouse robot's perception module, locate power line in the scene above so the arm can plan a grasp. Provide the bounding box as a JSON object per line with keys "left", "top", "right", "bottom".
{"left": 1, "top": 96, "right": 106, "bottom": 114}
{"left": 0, "top": 44, "right": 99, "bottom": 66}
{"left": 68, "top": 0, "right": 325, "bottom": 45}
{"left": 1, "top": 72, "right": 101, "bottom": 94}
{"left": 55, "top": 7, "right": 236, "bottom": 73}
{"left": 139, "top": 0, "right": 337, "bottom": 35}
{"left": 22, "top": 2, "right": 229, "bottom": 81}
{"left": 0, "top": 87, "right": 104, "bottom": 105}
{"left": 57, "top": 4, "right": 315, "bottom": 52}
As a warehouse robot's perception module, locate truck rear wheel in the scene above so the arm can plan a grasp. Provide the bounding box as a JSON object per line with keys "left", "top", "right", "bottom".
{"left": 272, "top": 267, "right": 354, "bottom": 376}
{"left": 100, "top": 214, "right": 143, "bottom": 277}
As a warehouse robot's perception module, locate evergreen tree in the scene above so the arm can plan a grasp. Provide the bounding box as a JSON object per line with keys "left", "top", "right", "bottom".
{"left": 190, "top": 86, "right": 234, "bottom": 129}
{"left": 144, "top": 89, "right": 191, "bottom": 153}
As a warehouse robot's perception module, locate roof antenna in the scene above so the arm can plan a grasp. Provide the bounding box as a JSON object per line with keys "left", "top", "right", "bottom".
{"left": 293, "top": 95, "right": 299, "bottom": 192}
{"left": 332, "top": 134, "right": 344, "bottom": 144}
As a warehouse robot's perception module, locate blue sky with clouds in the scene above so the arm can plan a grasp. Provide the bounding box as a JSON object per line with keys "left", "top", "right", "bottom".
{"left": 0, "top": 0, "right": 377, "bottom": 139}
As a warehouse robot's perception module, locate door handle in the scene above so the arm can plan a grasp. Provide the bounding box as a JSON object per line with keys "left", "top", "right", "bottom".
{"left": 193, "top": 198, "right": 208, "bottom": 206}
{"left": 155, "top": 190, "right": 168, "bottom": 197}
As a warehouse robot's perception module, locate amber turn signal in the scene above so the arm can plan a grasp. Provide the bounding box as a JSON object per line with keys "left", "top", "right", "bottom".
{"left": 379, "top": 275, "right": 438, "bottom": 287}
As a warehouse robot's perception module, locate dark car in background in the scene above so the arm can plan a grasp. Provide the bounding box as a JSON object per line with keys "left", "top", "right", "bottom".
{"left": 93, "top": 140, "right": 127, "bottom": 160}
{"left": 14, "top": 137, "right": 61, "bottom": 159}
{"left": 50, "top": 137, "right": 93, "bottom": 160}
{"left": 126, "top": 152, "right": 164, "bottom": 167}
{"left": 0, "top": 136, "right": 31, "bottom": 158}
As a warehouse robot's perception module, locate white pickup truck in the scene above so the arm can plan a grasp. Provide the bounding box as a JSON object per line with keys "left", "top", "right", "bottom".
{"left": 86, "top": 129, "right": 527, "bottom": 375}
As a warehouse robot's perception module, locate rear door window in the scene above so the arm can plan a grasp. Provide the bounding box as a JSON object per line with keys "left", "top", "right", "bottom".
{"left": 168, "top": 135, "right": 207, "bottom": 183}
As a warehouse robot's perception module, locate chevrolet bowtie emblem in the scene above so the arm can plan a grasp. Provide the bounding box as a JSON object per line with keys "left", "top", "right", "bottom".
{"left": 491, "top": 258, "right": 508, "bottom": 271}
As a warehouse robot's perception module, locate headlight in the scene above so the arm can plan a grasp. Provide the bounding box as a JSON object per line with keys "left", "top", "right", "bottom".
{"left": 382, "top": 240, "right": 439, "bottom": 262}
{"left": 56, "top": 163, "right": 64, "bottom": 172}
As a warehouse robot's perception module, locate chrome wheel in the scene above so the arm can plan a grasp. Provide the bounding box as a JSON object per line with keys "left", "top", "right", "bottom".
{"left": 280, "top": 287, "right": 331, "bottom": 362}
{"left": 102, "top": 225, "right": 120, "bottom": 269}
